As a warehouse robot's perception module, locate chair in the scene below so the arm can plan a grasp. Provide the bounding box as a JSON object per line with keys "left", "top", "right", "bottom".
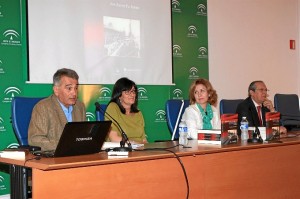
{"left": 10, "top": 96, "right": 44, "bottom": 199}
{"left": 11, "top": 96, "right": 45, "bottom": 147}
{"left": 95, "top": 104, "right": 108, "bottom": 121}
{"left": 165, "top": 99, "right": 190, "bottom": 140}
{"left": 274, "top": 94, "right": 300, "bottom": 130}
{"left": 219, "top": 99, "right": 244, "bottom": 115}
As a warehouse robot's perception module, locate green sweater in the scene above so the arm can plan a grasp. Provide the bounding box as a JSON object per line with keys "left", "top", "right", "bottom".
{"left": 105, "top": 102, "right": 146, "bottom": 143}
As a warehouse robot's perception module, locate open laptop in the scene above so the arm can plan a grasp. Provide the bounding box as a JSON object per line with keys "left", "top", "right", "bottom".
{"left": 37, "top": 121, "right": 112, "bottom": 157}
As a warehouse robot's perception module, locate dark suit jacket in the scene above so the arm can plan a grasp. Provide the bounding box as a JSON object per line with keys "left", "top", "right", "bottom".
{"left": 236, "top": 97, "right": 270, "bottom": 135}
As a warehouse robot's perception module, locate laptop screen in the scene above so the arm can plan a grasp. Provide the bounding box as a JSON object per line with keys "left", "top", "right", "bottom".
{"left": 53, "top": 121, "right": 112, "bottom": 157}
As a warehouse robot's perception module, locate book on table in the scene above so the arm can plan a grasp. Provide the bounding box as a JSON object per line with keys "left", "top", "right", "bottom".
{"left": 197, "top": 114, "right": 238, "bottom": 145}
{"left": 220, "top": 114, "right": 238, "bottom": 144}
{"left": 198, "top": 129, "right": 222, "bottom": 144}
{"left": 265, "top": 112, "right": 280, "bottom": 141}
{"left": 0, "top": 148, "right": 26, "bottom": 160}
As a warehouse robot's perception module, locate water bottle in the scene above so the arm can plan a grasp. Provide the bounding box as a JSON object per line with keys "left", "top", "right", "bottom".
{"left": 240, "top": 117, "right": 249, "bottom": 141}
{"left": 179, "top": 121, "right": 188, "bottom": 145}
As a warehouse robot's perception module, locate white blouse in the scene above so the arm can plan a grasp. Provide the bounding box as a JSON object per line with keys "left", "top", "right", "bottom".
{"left": 181, "top": 104, "right": 221, "bottom": 139}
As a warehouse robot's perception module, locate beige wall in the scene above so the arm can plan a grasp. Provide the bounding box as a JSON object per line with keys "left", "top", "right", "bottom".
{"left": 208, "top": 0, "right": 299, "bottom": 106}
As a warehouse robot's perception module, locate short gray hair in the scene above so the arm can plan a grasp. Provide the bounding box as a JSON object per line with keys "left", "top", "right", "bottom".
{"left": 248, "top": 80, "right": 264, "bottom": 96}
{"left": 53, "top": 68, "right": 79, "bottom": 86}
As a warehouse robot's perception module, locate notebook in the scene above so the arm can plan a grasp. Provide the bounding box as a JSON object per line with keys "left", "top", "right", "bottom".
{"left": 38, "top": 121, "right": 112, "bottom": 157}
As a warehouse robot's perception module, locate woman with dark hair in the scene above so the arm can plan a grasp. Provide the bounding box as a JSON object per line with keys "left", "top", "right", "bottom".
{"left": 181, "top": 78, "right": 221, "bottom": 139}
{"left": 105, "top": 77, "right": 148, "bottom": 143}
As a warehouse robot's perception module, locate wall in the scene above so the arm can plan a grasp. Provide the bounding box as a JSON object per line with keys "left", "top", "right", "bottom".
{"left": 208, "top": 0, "right": 299, "bottom": 104}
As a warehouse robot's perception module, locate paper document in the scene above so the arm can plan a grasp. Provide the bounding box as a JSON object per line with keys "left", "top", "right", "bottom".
{"left": 102, "top": 142, "right": 144, "bottom": 150}
{"left": 0, "top": 150, "right": 26, "bottom": 160}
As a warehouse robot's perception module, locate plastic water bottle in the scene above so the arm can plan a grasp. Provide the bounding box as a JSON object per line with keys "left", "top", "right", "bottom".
{"left": 240, "top": 117, "right": 249, "bottom": 141}
{"left": 179, "top": 121, "right": 188, "bottom": 145}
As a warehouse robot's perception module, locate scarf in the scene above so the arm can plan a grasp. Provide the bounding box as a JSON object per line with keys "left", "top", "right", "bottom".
{"left": 196, "top": 103, "right": 213, "bottom": 130}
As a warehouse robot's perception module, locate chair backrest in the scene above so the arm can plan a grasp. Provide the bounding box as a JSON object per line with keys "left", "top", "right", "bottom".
{"left": 219, "top": 99, "right": 244, "bottom": 115}
{"left": 165, "top": 99, "right": 189, "bottom": 140}
{"left": 95, "top": 104, "right": 108, "bottom": 121}
{"left": 274, "top": 94, "right": 300, "bottom": 116}
{"left": 11, "top": 96, "right": 45, "bottom": 146}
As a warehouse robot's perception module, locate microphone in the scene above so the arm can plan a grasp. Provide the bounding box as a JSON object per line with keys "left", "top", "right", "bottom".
{"left": 95, "top": 102, "right": 132, "bottom": 152}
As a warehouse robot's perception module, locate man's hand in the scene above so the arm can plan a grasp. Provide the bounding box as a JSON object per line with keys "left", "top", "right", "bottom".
{"left": 263, "top": 98, "right": 275, "bottom": 112}
{"left": 279, "top": 126, "right": 287, "bottom": 135}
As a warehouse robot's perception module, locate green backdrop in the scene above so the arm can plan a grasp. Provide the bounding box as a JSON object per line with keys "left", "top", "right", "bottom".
{"left": 0, "top": 0, "right": 208, "bottom": 195}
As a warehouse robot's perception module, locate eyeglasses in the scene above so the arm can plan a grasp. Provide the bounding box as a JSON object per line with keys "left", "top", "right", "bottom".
{"left": 255, "top": 88, "right": 270, "bottom": 93}
{"left": 124, "top": 90, "right": 137, "bottom": 95}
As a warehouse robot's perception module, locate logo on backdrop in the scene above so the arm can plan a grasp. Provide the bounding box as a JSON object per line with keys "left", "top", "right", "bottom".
{"left": 155, "top": 109, "right": 166, "bottom": 122}
{"left": 196, "top": 4, "right": 207, "bottom": 16}
{"left": 0, "top": 59, "right": 4, "bottom": 74}
{"left": 0, "top": 117, "right": 6, "bottom": 132}
{"left": 2, "top": 86, "right": 21, "bottom": 103}
{"left": 171, "top": 0, "right": 182, "bottom": 13}
{"left": 86, "top": 112, "right": 96, "bottom": 121}
{"left": 173, "top": 44, "right": 183, "bottom": 57}
{"left": 138, "top": 87, "right": 148, "bottom": 101}
{"left": 187, "top": 25, "right": 198, "bottom": 38}
{"left": 189, "top": 67, "right": 199, "bottom": 79}
{"left": 197, "top": 47, "right": 208, "bottom": 59}
{"left": 172, "top": 88, "right": 184, "bottom": 99}
{"left": 98, "top": 87, "right": 111, "bottom": 101}
{"left": 1, "top": 29, "right": 21, "bottom": 46}
{"left": 0, "top": 175, "right": 7, "bottom": 191}
{"left": 7, "top": 143, "right": 20, "bottom": 148}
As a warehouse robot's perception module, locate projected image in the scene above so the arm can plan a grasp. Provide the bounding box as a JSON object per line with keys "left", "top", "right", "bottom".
{"left": 27, "top": 0, "right": 172, "bottom": 84}
{"left": 103, "top": 16, "right": 140, "bottom": 57}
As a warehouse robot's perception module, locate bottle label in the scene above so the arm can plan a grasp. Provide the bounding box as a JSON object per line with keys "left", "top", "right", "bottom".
{"left": 179, "top": 126, "right": 188, "bottom": 133}
{"left": 240, "top": 123, "right": 248, "bottom": 130}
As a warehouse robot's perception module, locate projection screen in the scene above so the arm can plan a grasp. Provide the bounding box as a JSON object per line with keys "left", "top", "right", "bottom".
{"left": 27, "top": 0, "right": 172, "bottom": 85}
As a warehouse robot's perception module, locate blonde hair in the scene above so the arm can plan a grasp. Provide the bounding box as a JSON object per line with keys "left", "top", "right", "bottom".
{"left": 188, "top": 78, "right": 218, "bottom": 106}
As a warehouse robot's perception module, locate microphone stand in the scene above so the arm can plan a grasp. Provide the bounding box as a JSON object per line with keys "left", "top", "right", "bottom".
{"left": 247, "top": 126, "right": 263, "bottom": 143}
{"left": 95, "top": 102, "right": 132, "bottom": 152}
{"left": 114, "top": 132, "right": 132, "bottom": 152}
{"left": 247, "top": 107, "right": 263, "bottom": 143}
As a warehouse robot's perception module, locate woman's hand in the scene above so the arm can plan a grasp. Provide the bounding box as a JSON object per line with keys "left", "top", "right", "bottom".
{"left": 108, "top": 130, "right": 122, "bottom": 142}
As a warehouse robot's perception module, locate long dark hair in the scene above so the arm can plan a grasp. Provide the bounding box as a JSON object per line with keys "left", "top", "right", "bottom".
{"left": 109, "top": 77, "right": 139, "bottom": 114}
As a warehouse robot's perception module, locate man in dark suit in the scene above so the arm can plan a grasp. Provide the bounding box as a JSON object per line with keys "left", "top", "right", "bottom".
{"left": 236, "top": 80, "right": 286, "bottom": 135}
